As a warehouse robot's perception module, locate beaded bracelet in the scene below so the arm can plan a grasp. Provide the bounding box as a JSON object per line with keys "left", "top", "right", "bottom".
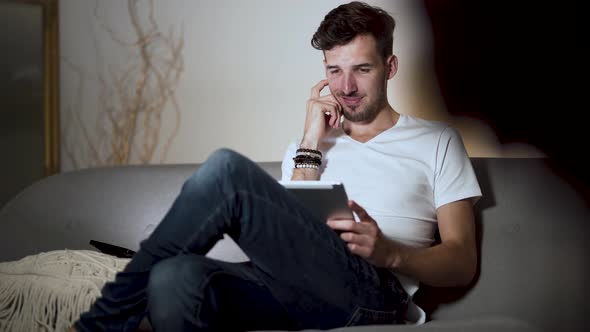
{"left": 296, "top": 151, "right": 322, "bottom": 159}
{"left": 294, "top": 147, "right": 322, "bottom": 170}
{"left": 294, "top": 163, "right": 319, "bottom": 169}
{"left": 296, "top": 148, "right": 322, "bottom": 158}
{"left": 293, "top": 155, "right": 321, "bottom": 165}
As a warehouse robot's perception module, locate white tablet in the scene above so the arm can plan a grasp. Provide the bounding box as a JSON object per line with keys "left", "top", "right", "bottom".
{"left": 278, "top": 181, "right": 354, "bottom": 221}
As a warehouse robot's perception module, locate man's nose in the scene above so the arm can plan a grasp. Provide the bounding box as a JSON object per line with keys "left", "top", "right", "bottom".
{"left": 342, "top": 74, "right": 357, "bottom": 95}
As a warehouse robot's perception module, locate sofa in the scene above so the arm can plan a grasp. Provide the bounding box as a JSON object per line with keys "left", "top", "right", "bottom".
{"left": 0, "top": 157, "right": 588, "bottom": 331}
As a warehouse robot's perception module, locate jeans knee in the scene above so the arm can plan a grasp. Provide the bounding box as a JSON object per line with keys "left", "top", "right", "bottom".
{"left": 148, "top": 255, "right": 216, "bottom": 295}
{"left": 207, "top": 148, "right": 249, "bottom": 171}
{"left": 148, "top": 255, "right": 213, "bottom": 326}
{"left": 148, "top": 257, "right": 181, "bottom": 304}
{"left": 184, "top": 148, "right": 251, "bottom": 189}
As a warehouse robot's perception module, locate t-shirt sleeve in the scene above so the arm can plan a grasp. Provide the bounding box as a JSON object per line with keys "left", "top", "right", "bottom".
{"left": 434, "top": 127, "right": 482, "bottom": 209}
{"left": 280, "top": 141, "right": 298, "bottom": 181}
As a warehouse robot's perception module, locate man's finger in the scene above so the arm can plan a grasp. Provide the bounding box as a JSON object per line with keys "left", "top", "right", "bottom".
{"left": 341, "top": 232, "right": 372, "bottom": 246}
{"left": 311, "top": 79, "right": 329, "bottom": 99}
{"left": 315, "top": 100, "right": 339, "bottom": 127}
{"left": 325, "top": 94, "right": 342, "bottom": 108}
{"left": 326, "top": 219, "right": 357, "bottom": 231}
{"left": 347, "top": 243, "right": 370, "bottom": 259}
{"left": 349, "top": 200, "right": 372, "bottom": 221}
{"left": 323, "top": 102, "right": 339, "bottom": 127}
{"left": 321, "top": 95, "right": 343, "bottom": 115}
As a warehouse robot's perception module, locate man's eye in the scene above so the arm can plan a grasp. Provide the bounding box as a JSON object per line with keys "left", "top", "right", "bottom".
{"left": 329, "top": 70, "right": 340, "bottom": 75}
{"left": 359, "top": 68, "right": 370, "bottom": 73}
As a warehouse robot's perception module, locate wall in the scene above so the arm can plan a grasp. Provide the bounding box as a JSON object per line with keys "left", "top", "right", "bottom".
{"left": 59, "top": 0, "right": 544, "bottom": 172}
{"left": 0, "top": 3, "right": 44, "bottom": 208}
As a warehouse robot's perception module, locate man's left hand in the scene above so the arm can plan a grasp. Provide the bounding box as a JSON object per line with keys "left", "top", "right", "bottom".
{"left": 327, "top": 200, "right": 398, "bottom": 268}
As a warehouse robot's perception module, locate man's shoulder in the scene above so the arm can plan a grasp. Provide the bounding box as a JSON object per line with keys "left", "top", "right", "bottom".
{"left": 402, "top": 113, "right": 448, "bottom": 129}
{"left": 400, "top": 113, "right": 451, "bottom": 138}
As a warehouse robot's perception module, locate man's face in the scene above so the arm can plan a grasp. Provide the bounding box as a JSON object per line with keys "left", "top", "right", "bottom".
{"left": 324, "top": 34, "right": 396, "bottom": 123}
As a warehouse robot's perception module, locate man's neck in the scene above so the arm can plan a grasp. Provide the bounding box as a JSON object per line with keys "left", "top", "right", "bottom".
{"left": 342, "top": 106, "right": 400, "bottom": 143}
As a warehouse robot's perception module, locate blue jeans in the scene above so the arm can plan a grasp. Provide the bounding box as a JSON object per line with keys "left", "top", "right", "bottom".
{"left": 75, "top": 148, "right": 409, "bottom": 331}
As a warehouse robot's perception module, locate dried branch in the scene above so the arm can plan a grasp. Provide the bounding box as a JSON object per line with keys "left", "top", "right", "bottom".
{"left": 63, "top": 0, "right": 184, "bottom": 169}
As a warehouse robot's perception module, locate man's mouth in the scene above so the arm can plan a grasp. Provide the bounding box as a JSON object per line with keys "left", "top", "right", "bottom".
{"left": 341, "top": 96, "right": 363, "bottom": 107}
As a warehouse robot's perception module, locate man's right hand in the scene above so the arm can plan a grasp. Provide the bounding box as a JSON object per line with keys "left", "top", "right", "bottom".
{"left": 300, "top": 80, "right": 342, "bottom": 149}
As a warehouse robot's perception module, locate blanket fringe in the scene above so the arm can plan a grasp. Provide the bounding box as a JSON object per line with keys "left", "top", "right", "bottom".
{"left": 0, "top": 250, "right": 130, "bottom": 332}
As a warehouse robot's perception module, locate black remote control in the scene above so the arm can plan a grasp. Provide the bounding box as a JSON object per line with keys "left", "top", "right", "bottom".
{"left": 89, "top": 240, "right": 136, "bottom": 258}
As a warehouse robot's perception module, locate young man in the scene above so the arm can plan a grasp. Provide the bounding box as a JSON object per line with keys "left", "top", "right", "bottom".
{"left": 71, "top": 2, "right": 481, "bottom": 331}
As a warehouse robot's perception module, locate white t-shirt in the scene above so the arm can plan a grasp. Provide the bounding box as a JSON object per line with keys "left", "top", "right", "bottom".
{"left": 281, "top": 113, "right": 482, "bottom": 324}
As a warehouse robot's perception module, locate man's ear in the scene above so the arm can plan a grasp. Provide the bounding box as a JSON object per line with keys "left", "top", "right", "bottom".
{"left": 386, "top": 55, "right": 398, "bottom": 80}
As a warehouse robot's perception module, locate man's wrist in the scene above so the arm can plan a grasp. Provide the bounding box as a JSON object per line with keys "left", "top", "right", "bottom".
{"left": 385, "top": 237, "right": 404, "bottom": 271}
{"left": 291, "top": 165, "right": 320, "bottom": 181}
{"left": 299, "top": 136, "right": 319, "bottom": 150}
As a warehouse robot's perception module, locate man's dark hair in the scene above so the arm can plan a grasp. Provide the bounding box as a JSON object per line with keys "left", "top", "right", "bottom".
{"left": 311, "top": 1, "right": 395, "bottom": 59}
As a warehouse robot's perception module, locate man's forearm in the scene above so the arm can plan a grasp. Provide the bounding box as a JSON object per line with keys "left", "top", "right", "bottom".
{"left": 388, "top": 238, "right": 477, "bottom": 288}
{"left": 291, "top": 138, "right": 321, "bottom": 181}
{"left": 291, "top": 168, "right": 320, "bottom": 181}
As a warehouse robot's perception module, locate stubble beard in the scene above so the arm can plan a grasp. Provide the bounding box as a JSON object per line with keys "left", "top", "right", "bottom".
{"left": 341, "top": 94, "right": 384, "bottom": 123}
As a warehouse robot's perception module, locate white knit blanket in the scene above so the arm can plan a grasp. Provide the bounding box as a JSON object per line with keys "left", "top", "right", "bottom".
{"left": 0, "top": 250, "right": 130, "bottom": 332}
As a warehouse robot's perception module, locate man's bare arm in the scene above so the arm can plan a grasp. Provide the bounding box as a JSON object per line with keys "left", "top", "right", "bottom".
{"left": 328, "top": 198, "right": 477, "bottom": 288}
{"left": 291, "top": 167, "right": 321, "bottom": 181}
{"left": 291, "top": 80, "right": 341, "bottom": 181}
{"left": 291, "top": 137, "right": 321, "bottom": 180}
{"left": 388, "top": 199, "right": 477, "bottom": 287}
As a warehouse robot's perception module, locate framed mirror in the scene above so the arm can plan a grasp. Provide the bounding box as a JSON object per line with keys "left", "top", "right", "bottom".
{"left": 0, "top": 0, "right": 58, "bottom": 207}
